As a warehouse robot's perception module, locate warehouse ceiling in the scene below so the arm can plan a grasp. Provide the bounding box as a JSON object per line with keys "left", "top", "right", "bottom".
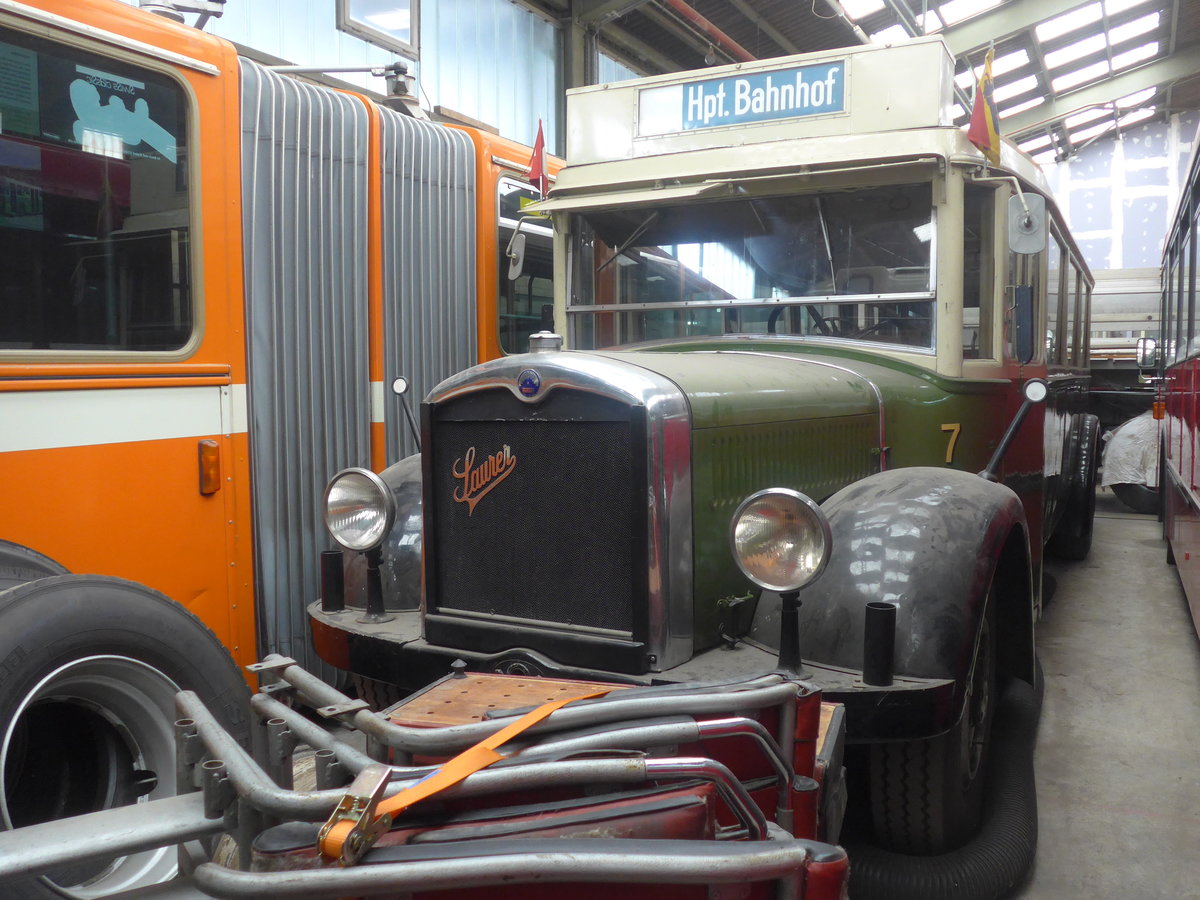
{"left": 539, "top": 0, "right": 1200, "bottom": 164}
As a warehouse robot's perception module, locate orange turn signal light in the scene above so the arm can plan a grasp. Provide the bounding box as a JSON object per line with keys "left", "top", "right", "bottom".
{"left": 1153, "top": 400, "right": 1166, "bottom": 420}
{"left": 199, "top": 439, "right": 221, "bottom": 495}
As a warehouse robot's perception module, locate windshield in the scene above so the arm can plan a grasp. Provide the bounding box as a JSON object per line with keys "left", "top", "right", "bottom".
{"left": 568, "top": 182, "right": 934, "bottom": 350}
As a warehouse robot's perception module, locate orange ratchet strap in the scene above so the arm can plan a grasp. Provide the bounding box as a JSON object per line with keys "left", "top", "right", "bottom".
{"left": 318, "top": 688, "right": 609, "bottom": 865}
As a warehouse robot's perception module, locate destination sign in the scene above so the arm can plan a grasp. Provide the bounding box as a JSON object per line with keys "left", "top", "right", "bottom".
{"left": 638, "top": 61, "right": 845, "bottom": 136}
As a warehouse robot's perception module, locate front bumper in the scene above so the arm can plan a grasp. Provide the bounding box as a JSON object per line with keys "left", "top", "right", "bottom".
{"left": 309, "top": 602, "right": 955, "bottom": 741}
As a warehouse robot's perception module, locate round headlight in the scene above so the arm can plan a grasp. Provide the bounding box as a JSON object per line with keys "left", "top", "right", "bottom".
{"left": 729, "top": 488, "right": 831, "bottom": 593}
{"left": 323, "top": 468, "right": 396, "bottom": 552}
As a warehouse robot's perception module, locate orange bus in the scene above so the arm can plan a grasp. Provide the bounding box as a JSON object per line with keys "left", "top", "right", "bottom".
{"left": 0, "top": 2, "right": 556, "bottom": 893}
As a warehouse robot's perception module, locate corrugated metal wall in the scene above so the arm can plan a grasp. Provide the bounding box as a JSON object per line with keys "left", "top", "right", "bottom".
{"left": 378, "top": 108, "right": 477, "bottom": 462}
{"left": 421, "top": 0, "right": 560, "bottom": 152}
{"left": 240, "top": 59, "right": 372, "bottom": 673}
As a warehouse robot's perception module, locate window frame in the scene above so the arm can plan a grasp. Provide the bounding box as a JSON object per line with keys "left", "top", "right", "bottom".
{"left": 0, "top": 20, "right": 200, "bottom": 361}
{"left": 336, "top": 0, "right": 419, "bottom": 60}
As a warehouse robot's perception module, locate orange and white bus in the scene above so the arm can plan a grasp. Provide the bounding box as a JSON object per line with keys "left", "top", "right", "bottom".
{"left": 0, "top": 2, "right": 556, "bottom": 892}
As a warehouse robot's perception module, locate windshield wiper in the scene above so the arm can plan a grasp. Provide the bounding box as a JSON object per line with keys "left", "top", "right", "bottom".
{"left": 815, "top": 197, "right": 836, "bottom": 286}
{"left": 596, "top": 211, "right": 660, "bottom": 275}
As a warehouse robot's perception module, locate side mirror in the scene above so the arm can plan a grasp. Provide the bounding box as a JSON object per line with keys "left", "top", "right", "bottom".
{"left": 1136, "top": 337, "right": 1158, "bottom": 369}
{"left": 506, "top": 231, "right": 527, "bottom": 281}
{"left": 1008, "top": 193, "right": 1046, "bottom": 254}
{"left": 391, "top": 376, "right": 409, "bottom": 396}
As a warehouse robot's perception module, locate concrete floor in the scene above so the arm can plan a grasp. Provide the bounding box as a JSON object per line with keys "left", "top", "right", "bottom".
{"left": 1015, "top": 488, "right": 1200, "bottom": 898}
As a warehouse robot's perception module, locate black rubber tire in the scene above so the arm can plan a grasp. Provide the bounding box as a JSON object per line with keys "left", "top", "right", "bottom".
{"left": 869, "top": 590, "right": 997, "bottom": 855}
{"left": 1111, "top": 482, "right": 1161, "bottom": 516}
{"left": 0, "top": 575, "right": 250, "bottom": 898}
{"left": 1047, "top": 415, "right": 1100, "bottom": 561}
{"left": 0, "top": 542, "right": 67, "bottom": 591}
{"left": 351, "top": 674, "right": 405, "bottom": 711}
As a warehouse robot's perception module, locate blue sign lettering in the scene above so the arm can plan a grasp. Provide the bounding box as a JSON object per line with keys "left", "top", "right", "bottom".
{"left": 680, "top": 62, "right": 844, "bottom": 130}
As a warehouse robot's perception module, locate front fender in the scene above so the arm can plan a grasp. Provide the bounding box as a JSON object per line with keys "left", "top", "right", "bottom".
{"left": 750, "top": 467, "right": 1033, "bottom": 696}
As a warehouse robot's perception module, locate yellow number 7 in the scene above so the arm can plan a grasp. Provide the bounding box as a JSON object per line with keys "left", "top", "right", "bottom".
{"left": 941, "top": 423, "right": 961, "bottom": 464}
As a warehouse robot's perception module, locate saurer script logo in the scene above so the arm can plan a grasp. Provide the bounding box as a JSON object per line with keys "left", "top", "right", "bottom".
{"left": 452, "top": 446, "right": 516, "bottom": 515}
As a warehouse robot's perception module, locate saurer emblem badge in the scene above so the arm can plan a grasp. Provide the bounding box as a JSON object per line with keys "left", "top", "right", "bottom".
{"left": 451, "top": 446, "right": 516, "bottom": 515}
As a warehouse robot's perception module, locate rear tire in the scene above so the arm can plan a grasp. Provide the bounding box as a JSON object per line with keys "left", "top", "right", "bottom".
{"left": 869, "top": 589, "right": 997, "bottom": 854}
{"left": 0, "top": 575, "right": 249, "bottom": 898}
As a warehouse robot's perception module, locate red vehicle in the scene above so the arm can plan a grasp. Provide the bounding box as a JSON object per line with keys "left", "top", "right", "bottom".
{"left": 1160, "top": 131, "right": 1200, "bottom": 631}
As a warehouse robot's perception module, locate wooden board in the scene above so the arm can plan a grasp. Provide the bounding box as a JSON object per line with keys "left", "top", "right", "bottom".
{"left": 388, "top": 672, "right": 628, "bottom": 728}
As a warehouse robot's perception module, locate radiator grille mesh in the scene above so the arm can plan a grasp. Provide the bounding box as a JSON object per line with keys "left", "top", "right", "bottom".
{"left": 429, "top": 417, "right": 638, "bottom": 634}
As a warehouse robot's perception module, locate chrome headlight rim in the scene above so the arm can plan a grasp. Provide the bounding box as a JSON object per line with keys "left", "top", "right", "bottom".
{"left": 729, "top": 487, "right": 832, "bottom": 593}
{"left": 323, "top": 467, "right": 396, "bottom": 553}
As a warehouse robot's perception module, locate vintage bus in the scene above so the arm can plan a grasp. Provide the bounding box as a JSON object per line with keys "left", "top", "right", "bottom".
{"left": 1159, "top": 130, "right": 1200, "bottom": 631}
{"left": 309, "top": 34, "right": 1097, "bottom": 879}
{"left": 0, "top": 1, "right": 555, "bottom": 893}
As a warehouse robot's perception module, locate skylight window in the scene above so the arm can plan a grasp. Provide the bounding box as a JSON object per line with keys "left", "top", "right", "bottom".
{"left": 993, "top": 75, "right": 1039, "bottom": 103}
{"left": 918, "top": 11, "right": 945, "bottom": 32}
{"left": 1116, "top": 86, "right": 1156, "bottom": 107}
{"left": 1018, "top": 134, "right": 1054, "bottom": 152}
{"left": 1113, "top": 41, "right": 1159, "bottom": 70}
{"left": 1110, "top": 12, "right": 1160, "bottom": 46}
{"left": 1000, "top": 96, "right": 1046, "bottom": 118}
{"left": 1031, "top": 149, "right": 1057, "bottom": 166}
{"left": 1070, "top": 118, "right": 1117, "bottom": 143}
{"left": 1036, "top": 2, "right": 1101, "bottom": 42}
{"left": 1052, "top": 59, "right": 1109, "bottom": 92}
{"left": 1119, "top": 106, "right": 1155, "bottom": 126}
{"left": 1104, "top": 0, "right": 1154, "bottom": 15}
{"left": 1065, "top": 106, "right": 1112, "bottom": 128}
{"left": 937, "top": 0, "right": 1002, "bottom": 27}
{"left": 1044, "top": 34, "right": 1106, "bottom": 70}
{"left": 870, "top": 23, "right": 910, "bottom": 43}
{"left": 839, "top": 0, "right": 886, "bottom": 20}
{"left": 956, "top": 49, "right": 1029, "bottom": 88}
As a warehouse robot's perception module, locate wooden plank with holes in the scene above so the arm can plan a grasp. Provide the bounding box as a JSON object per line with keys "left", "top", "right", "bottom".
{"left": 387, "top": 672, "right": 629, "bottom": 728}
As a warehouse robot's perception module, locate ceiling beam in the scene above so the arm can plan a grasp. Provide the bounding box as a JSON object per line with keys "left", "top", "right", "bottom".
{"left": 598, "top": 24, "right": 685, "bottom": 72}
{"left": 1002, "top": 44, "right": 1200, "bottom": 136}
{"left": 574, "top": 0, "right": 652, "bottom": 26}
{"left": 941, "top": 0, "right": 1089, "bottom": 57}
{"left": 728, "top": 0, "right": 800, "bottom": 55}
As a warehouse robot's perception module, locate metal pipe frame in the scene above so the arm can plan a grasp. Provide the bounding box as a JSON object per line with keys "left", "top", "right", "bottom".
{"left": 182, "top": 690, "right": 768, "bottom": 835}
{"left": 0, "top": 794, "right": 220, "bottom": 881}
{"left": 257, "top": 654, "right": 801, "bottom": 755}
{"left": 192, "top": 836, "right": 843, "bottom": 899}
{"left": 1, "top": 692, "right": 781, "bottom": 885}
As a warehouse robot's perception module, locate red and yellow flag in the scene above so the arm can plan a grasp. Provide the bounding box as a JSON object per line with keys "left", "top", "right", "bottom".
{"left": 967, "top": 49, "right": 1000, "bottom": 166}
{"left": 528, "top": 119, "right": 548, "bottom": 199}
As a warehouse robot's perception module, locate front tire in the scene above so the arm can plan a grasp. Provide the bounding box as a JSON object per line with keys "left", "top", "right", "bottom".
{"left": 869, "top": 590, "right": 997, "bottom": 854}
{"left": 0, "top": 575, "right": 250, "bottom": 898}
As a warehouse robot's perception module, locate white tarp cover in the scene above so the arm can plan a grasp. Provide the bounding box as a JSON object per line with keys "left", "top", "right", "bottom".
{"left": 1101, "top": 410, "right": 1160, "bottom": 488}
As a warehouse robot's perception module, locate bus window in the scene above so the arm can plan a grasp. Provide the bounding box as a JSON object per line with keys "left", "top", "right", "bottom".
{"left": 1006, "top": 246, "right": 1042, "bottom": 362}
{"left": 0, "top": 27, "right": 191, "bottom": 353}
{"left": 1046, "top": 234, "right": 1062, "bottom": 363}
{"left": 1184, "top": 217, "right": 1195, "bottom": 356}
{"left": 498, "top": 177, "right": 553, "bottom": 354}
{"left": 962, "top": 185, "right": 994, "bottom": 359}
{"left": 1066, "top": 261, "right": 1081, "bottom": 366}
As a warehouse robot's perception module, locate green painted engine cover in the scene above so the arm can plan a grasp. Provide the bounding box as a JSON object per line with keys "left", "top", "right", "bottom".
{"left": 596, "top": 342, "right": 1011, "bottom": 650}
